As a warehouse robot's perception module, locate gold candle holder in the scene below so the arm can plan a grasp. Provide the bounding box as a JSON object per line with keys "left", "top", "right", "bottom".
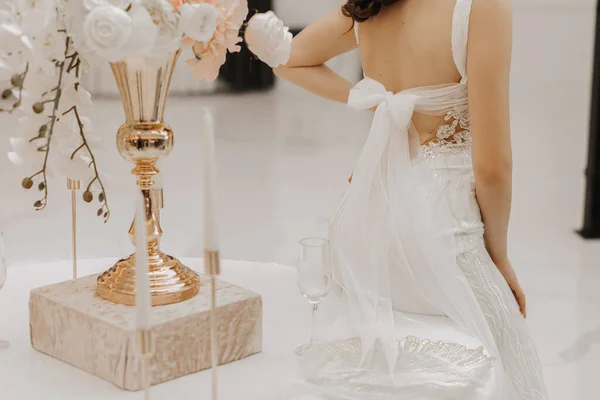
{"left": 205, "top": 250, "right": 221, "bottom": 400}
{"left": 96, "top": 51, "right": 200, "bottom": 306}
{"left": 67, "top": 178, "right": 80, "bottom": 280}
{"left": 137, "top": 329, "right": 155, "bottom": 399}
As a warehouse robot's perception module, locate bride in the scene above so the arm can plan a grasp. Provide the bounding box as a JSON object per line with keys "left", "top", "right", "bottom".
{"left": 273, "top": 0, "right": 547, "bottom": 399}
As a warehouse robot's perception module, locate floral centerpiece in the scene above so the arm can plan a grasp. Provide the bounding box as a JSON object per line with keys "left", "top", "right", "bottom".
{"left": 0, "top": 0, "right": 250, "bottom": 221}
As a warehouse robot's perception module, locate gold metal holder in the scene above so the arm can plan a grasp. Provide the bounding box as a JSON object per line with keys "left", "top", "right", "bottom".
{"left": 137, "top": 329, "right": 155, "bottom": 399}
{"left": 96, "top": 51, "right": 200, "bottom": 306}
{"left": 67, "top": 178, "right": 80, "bottom": 280}
{"left": 205, "top": 251, "right": 221, "bottom": 400}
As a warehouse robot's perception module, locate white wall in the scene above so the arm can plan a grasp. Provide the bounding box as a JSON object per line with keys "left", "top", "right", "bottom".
{"left": 274, "top": 0, "right": 596, "bottom": 26}
{"left": 515, "top": 0, "right": 593, "bottom": 8}
{"left": 275, "top": 0, "right": 343, "bottom": 27}
{"left": 511, "top": 1, "right": 595, "bottom": 83}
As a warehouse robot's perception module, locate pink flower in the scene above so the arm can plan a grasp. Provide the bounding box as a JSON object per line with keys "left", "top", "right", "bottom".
{"left": 183, "top": 0, "right": 248, "bottom": 81}
{"left": 186, "top": 41, "right": 226, "bottom": 81}
{"left": 167, "top": 0, "right": 186, "bottom": 10}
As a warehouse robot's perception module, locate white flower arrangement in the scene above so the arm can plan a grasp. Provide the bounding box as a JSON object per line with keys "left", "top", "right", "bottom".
{"left": 1, "top": 0, "right": 291, "bottom": 221}
{"left": 0, "top": 0, "right": 254, "bottom": 221}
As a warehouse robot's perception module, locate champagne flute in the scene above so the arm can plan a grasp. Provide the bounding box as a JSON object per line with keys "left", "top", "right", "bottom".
{"left": 296, "top": 238, "right": 331, "bottom": 344}
{"left": 0, "top": 232, "right": 9, "bottom": 350}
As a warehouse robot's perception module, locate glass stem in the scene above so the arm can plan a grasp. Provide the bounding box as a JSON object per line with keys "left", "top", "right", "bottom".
{"left": 310, "top": 303, "right": 319, "bottom": 344}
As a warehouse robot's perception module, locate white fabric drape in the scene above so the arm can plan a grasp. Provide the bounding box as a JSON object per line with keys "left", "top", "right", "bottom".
{"left": 311, "top": 77, "right": 507, "bottom": 397}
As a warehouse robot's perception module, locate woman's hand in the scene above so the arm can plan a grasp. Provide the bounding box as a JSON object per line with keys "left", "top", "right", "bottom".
{"left": 494, "top": 258, "right": 527, "bottom": 318}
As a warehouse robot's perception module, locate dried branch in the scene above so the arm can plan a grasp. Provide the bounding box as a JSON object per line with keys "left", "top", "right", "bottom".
{"left": 63, "top": 104, "right": 111, "bottom": 223}
{"left": 35, "top": 36, "right": 70, "bottom": 210}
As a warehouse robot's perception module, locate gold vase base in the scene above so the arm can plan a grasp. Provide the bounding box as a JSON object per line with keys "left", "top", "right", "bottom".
{"left": 97, "top": 253, "right": 200, "bottom": 306}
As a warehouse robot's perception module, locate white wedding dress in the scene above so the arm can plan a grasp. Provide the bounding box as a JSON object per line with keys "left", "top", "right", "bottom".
{"left": 295, "top": 1, "right": 548, "bottom": 399}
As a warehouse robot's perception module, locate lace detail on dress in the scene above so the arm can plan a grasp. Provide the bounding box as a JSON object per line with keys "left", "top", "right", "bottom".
{"left": 435, "top": 106, "right": 472, "bottom": 145}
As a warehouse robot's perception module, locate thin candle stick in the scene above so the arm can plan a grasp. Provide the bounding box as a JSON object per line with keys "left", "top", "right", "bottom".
{"left": 210, "top": 275, "right": 218, "bottom": 400}
{"left": 202, "top": 109, "right": 219, "bottom": 251}
{"left": 202, "top": 109, "right": 221, "bottom": 400}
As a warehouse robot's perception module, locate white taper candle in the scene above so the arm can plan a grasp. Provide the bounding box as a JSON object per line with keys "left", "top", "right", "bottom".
{"left": 135, "top": 191, "right": 152, "bottom": 330}
{"left": 202, "top": 109, "right": 219, "bottom": 251}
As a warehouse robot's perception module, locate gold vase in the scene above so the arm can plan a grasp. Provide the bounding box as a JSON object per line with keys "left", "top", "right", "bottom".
{"left": 96, "top": 51, "right": 200, "bottom": 306}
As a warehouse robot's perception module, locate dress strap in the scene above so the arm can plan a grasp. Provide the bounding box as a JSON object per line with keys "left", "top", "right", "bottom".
{"left": 452, "top": 0, "right": 474, "bottom": 83}
{"left": 353, "top": 22, "right": 359, "bottom": 44}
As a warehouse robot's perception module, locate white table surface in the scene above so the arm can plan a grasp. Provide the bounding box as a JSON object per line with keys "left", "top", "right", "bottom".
{"left": 0, "top": 258, "right": 489, "bottom": 399}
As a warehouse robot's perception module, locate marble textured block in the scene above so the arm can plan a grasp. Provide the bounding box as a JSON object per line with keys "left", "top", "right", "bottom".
{"left": 29, "top": 274, "right": 262, "bottom": 391}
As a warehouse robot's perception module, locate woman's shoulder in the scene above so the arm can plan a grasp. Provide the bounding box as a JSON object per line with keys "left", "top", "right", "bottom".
{"left": 468, "top": 0, "right": 513, "bottom": 49}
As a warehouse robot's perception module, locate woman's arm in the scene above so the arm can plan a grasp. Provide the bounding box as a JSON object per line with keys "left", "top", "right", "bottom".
{"left": 468, "top": 0, "right": 513, "bottom": 264}
{"left": 274, "top": 8, "right": 358, "bottom": 104}
{"left": 468, "top": 0, "right": 525, "bottom": 315}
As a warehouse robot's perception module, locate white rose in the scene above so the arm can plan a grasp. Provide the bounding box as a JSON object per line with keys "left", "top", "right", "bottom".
{"left": 245, "top": 11, "right": 292, "bottom": 68}
{"left": 83, "top": 0, "right": 132, "bottom": 11}
{"left": 83, "top": 5, "right": 133, "bottom": 62}
{"left": 121, "top": 5, "right": 159, "bottom": 59}
{"left": 180, "top": 3, "right": 218, "bottom": 43}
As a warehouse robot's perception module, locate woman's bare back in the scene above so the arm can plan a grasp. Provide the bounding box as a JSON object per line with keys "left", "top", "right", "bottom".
{"left": 356, "top": 0, "right": 463, "bottom": 142}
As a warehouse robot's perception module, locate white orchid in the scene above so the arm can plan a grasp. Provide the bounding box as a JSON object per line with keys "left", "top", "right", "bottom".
{"left": 16, "top": 0, "right": 55, "bottom": 36}
{"left": 16, "top": 115, "right": 51, "bottom": 138}
{"left": 62, "top": 84, "right": 93, "bottom": 108}
{"left": 122, "top": 5, "right": 159, "bottom": 60}
{"left": 179, "top": 3, "right": 218, "bottom": 43}
{"left": 0, "top": 9, "right": 16, "bottom": 26}
{"left": 0, "top": 59, "right": 13, "bottom": 81}
{"left": 22, "top": 71, "right": 56, "bottom": 97}
{"left": 32, "top": 20, "right": 68, "bottom": 64}
{"left": 74, "top": 116, "right": 105, "bottom": 149}
{"left": 0, "top": 23, "right": 24, "bottom": 53}
{"left": 1, "top": 0, "right": 114, "bottom": 217}
{"left": 7, "top": 137, "right": 41, "bottom": 172}
{"left": 143, "top": 0, "right": 181, "bottom": 62}
{"left": 53, "top": 152, "right": 94, "bottom": 181}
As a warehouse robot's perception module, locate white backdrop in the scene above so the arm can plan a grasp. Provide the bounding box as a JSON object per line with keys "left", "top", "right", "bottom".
{"left": 0, "top": 0, "right": 597, "bottom": 265}
{"left": 5, "top": 0, "right": 593, "bottom": 96}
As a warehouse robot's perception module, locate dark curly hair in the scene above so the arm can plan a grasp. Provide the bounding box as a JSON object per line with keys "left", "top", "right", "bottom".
{"left": 342, "top": 0, "right": 401, "bottom": 23}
